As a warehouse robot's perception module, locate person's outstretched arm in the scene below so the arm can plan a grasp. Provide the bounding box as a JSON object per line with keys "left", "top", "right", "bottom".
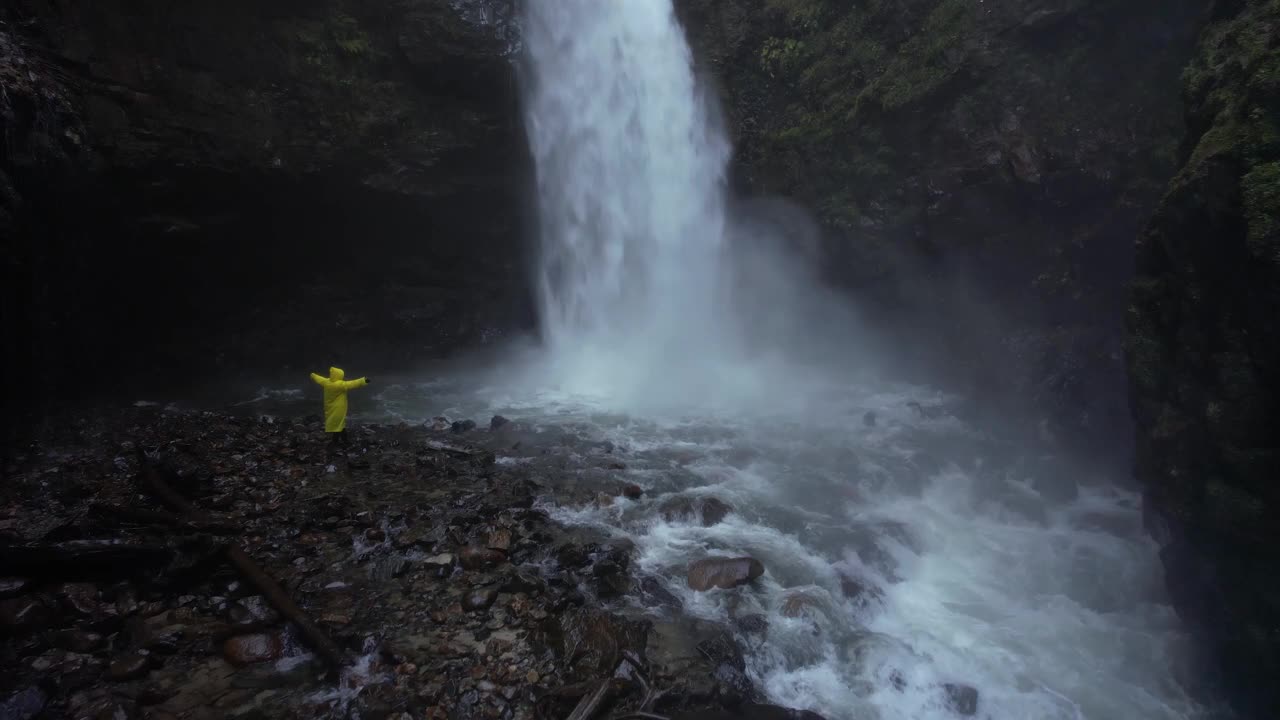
{"left": 341, "top": 377, "right": 369, "bottom": 391}
{"left": 310, "top": 372, "right": 328, "bottom": 386}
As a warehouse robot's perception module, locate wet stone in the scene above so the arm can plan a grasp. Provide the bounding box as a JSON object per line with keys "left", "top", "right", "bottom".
{"left": 622, "top": 484, "right": 643, "bottom": 500}
{"left": 0, "top": 686, "right": 46, "bottom": 720}
{"left": 734, "top": 614, "right": 769, "bottom": 635}
{"left": 56, "top": 582, "right": 101, "bottom": 616}
{"left": 0, "top": 577, "right": 29, "bottom": 599}
{"left": 639, "top": 576, "right": 683, "bottom": 611}
{"left": 223, "top": 633, "right": 284, "bottom": 666}
{"left": 0, "top": 596, "right": 49, "bottom": 633}
{"left": 463, "top": 588, "right": 499, "bottom": 612}
{"left": 489, "top": 416, "right": 510, "bottom": 431}
{"left": 944, "top": 683, "right": 979, "bottom": 716}
{"left": 451, "top": 420, "right": 477, "bottom": 433}
{"left": 55, "top": 629, "right": 104, "bottom": 653}
{"left": 460, "top": 546, "right": 505, "bottom": 570}
{"left": 781, "top": 592, "right": 824, "bottom": 618}
{"left": 660, "top": 496, "right": 734, "bottom": 527}
{"left": 687, "top": 556, "right": 765, "bottom": 591}
{"left": 487, "top": 528, "right": 513, "bottom": 552}
{"left": 108, "top": 653, "right": 152, "bottom": 681}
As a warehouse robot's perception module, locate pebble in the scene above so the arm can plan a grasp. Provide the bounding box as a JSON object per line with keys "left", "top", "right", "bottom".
{"left": 0, "top": 577, "right": 30, "bottom": 599}
{"left": 525, "top": 670, "right": 540, "bottom": 684}
{"left": 108, "top": 653, "right": 151, "bottom": 681}
{"left": 463, "top": 588, "right": 499, "bottom": 612}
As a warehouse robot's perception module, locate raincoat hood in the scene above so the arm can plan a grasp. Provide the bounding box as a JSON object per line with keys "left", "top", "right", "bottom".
{"left": 329, "top": 367, "right": 345, "bottom": 381}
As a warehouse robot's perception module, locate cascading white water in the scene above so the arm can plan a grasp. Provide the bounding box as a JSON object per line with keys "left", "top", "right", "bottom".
{"left": 509, "top": 2, "right": 1214, "bottom": 718}
{"left": 522, "top": 0, "right": 736, "bottom": 405}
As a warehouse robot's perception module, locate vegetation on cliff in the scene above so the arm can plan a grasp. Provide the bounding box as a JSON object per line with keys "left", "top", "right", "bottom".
{"left": 1127, "top": 0, "right": 1280, "bottom": 714}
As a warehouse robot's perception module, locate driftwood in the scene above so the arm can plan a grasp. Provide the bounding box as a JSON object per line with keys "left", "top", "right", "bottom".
{"left": 136, "top": 452, "right": 351, "bottom": 673}
{"left": 566, "top": 680, "right": 613, "bottom": 720}
{"left": 0, "top": 540, "right": 178, "bottom": 579}
{"left": 88, "top": 503, "right": 239, "bottom": 534}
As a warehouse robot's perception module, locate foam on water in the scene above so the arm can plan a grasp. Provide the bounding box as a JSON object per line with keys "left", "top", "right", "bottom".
{"left": 364, "top": 372, "right": 1209, "bottom": 720}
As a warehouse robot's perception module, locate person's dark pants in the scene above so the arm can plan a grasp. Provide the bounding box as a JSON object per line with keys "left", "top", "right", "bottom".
{"left": 328, "top": 430, "right": 349, "bottom": 446}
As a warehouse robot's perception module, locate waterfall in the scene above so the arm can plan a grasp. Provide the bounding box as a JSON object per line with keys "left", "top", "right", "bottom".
{"left": 520, "top": 0, "right": 736, "bottom": 405}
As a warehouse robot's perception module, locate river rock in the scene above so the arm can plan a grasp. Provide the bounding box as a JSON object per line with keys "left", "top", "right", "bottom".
{"left": 734, "top": 613, "right": 769, "bottom": 634}
{"left": 622, "top": 484, "right": 644, "bottom": 500}
{"left": 487, "top": 528, "right": 512, "bottom": 552}
{"left": 944, "top": 683, "right": 979, "bottom": 716}
{"left": 451, "top": 419, "right": 477, "bottom": 433}
{"left": 463, "top": 588, "right": 499, "bottom": 612}
{"left": 460, "top": 546, "right": 505, "bottom": 570}
{"left": 781, "top": 591, "right": 824, "bottom": 618}
{"left": 108, "top": 652, "right": 151, "bottom": 681}
{"left": 54, "top": 629, "right": 104, "bottom": 653}
{"left": 0, "top": 686, "right": 46, "bottom": 720}
{"left": 549, "top": 608, "right": 649, "bottom": 678}
{"left": 687, "top": 556, "right": 764, "bottom": 591}
{"left": 223, "top": 633, "right": 284, "bottom": 666}
{"left": 489, "top": 415, "right": 509, "bottom": 431}
{"left": 0, "top": 596, "right": 49, "bottom": 633}
{"left": 660, "top": 496, "right": 733, "bottom": 527}
{"left": 638, "top": 576, "right": 683, "bottom": 611}
{"left": 0, "top": 578, "right": 29, "bottom": 599}
{"left": 57, "top": 582, "right": 100, "bottom": 616}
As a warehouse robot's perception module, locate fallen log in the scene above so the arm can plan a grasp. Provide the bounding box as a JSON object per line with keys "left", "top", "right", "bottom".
{"left": 0, "top": 540, "right": 177, "bottom": 580}
{"left": 88, "top": 503, "right": 239, "bottom": 534}
{"left": 136, "top": 454, "right": 351, "bottom": 673}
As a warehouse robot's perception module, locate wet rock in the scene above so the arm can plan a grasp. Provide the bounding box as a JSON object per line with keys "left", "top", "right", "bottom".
{"left": 549, "top": 608, "right": 649, "bottom": 678}
{"left": 58, "top": 582, "right": 100, "bottom": 616}
{"left": 687, "top": 556, "right": 764, "bottom": 591}
{"left": 500, "top": 569, "right": 545, "bottom": 594}
{"left": 639, "top": 576, "right": 683, "bottom": 611}
{"left": 460, "top": 546, "right": 505, "bottom": 570}
{"left": 489, "top": 416, "right": 510, "bottom": 431}
{"left": 422, "top": 553, "right": 455, "bottom": 573}
{"left": 781, "top": 591, "right": 824, "bottom": 618}
{"left": 0, "top": 596, "right": 49, "bottom": 633}
{"left": 673, "top": 705, "right": 827, "bottom": 720}
{"left": 223, "top": 633, "right": 284, "bottom": 666}
{"left": 734, "top": 613, "right": 769, "bottom": 634}
{"left": 622, "top": 484, "right": 643, "bottom": 500}
{"left": 944, "top": 683, "right": 979, "bottom": 716}
{"left": 463, "top": 587, "right": 499, "bottom": 612}
{"left": 451, "top": 420, "right": 477, "bottom": 434}
{"left": 660, "top": 496, "right": 733, "bottom": 527}
{"left": 555, "top": 543, "right": 592, "bottom": 569}
{"left": 365, "top": 527, "right": 387, "bottom": 542}
{"left": 839, "top": 574, "right": 884, "bottom": 609}
{"left": 0, "top": 686, "right": 46, "bottom": 720}
{"left": 596, "top": 492, "right": 615, "bottom": 507}
{"left": 55, "top": 629, "right": 104, "bottom": 653}
{"left": 487, "top": 528, "right": 513, "bottom": 552}
{"left": 0, "top": 577, "right": 29, "bottom": 599}
{"left": 231, "top": 657, "right": 315, "bottom": 689}
{"left": 108, "top": 652, "right": 152, "bottom": 681}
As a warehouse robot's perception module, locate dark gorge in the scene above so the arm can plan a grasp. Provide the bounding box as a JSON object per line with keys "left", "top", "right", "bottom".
{"left": 2, "top": 1, "right": 1278, "bottom": 718}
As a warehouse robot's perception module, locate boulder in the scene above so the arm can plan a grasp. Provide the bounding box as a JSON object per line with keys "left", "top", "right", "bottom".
{"left": 781, "top": 591, "right": 824, "bottom": 618}
{"left": 944, "top": 683, "right": 979, "bottom": 716}
{"left": 223, "top": 633, "right": 284, "bottom": 666}
{"left": 547, "top": 608, "right": 649, "bottom": 679}
{"left": 451, "top": 420, "right": 477, "bottom": 434}
{"left": 687, "top": 557, "right": 764, "bottom": 591}
{"left": 462, "top": 587, "right": 499, "bottom": 612}
{"left": 0, "top": 578, "right": 29, "bottom": 599}
{"left": 460, "top": 546, "right": 505, "bottom": 570}
{"left": 622, "top": 484, "right": 644, "bottom": 500}
{"left": 660, "top": 496, "right": 734, "bottom": 527}
{"left": 489, "top": 415, "right": 510, "bottom": 431}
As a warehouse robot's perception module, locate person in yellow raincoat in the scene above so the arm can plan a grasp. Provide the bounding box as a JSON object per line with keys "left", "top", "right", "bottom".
{"left": 309, "top": 366, "right": 370, "bottom": 445}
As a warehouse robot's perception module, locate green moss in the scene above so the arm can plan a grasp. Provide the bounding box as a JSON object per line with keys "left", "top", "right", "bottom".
{"left": 860, "top": 0, "right": 975, "bottom": 112}
{"left": 1242, "top": 162, "right": 1280, "bottom": 262}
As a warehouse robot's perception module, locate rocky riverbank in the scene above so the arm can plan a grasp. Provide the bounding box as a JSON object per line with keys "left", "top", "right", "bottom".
{"left": 0, "top": 406, "right": 848, "bottom": 720}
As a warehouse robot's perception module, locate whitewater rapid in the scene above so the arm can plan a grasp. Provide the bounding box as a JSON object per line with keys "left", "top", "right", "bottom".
{"left": 357, "top": 367, "right": 1203, "bottom": 720}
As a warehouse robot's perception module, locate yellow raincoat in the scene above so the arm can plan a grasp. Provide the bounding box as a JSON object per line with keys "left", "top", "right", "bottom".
{"left": 309, "top": 367, "right": 369, "bottom": 432}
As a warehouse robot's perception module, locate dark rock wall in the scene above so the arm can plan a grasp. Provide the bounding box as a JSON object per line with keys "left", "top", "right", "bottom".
{"left": 675, "top": 0, "right": 1204, "bottom": 457}
{"left": 1127, "top": 0, "right": 1280, "bottom": 715}
{"left": 1, "top": 0, "right": 530, "bottom": 444}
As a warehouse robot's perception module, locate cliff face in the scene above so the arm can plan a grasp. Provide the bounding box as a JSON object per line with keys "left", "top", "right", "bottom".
{"left": 1, "top": 0, "right": 529, "bottom": 437}
{"left": 1128, "top": 0, "right": 1280, "bottom": 714}
{"left": 676, "top": 0, "right": 1203, "bottom": 457}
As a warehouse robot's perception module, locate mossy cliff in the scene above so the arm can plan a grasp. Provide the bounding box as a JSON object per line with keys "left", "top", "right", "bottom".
{"left": 1127, "top": 0, "right": 1280, "bottom": 714}
{"left": 676, "top": 0, "right": 1204, "bottom": 455}
{"left": 1, "top": 0, "right": 529, "bottom": 438}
